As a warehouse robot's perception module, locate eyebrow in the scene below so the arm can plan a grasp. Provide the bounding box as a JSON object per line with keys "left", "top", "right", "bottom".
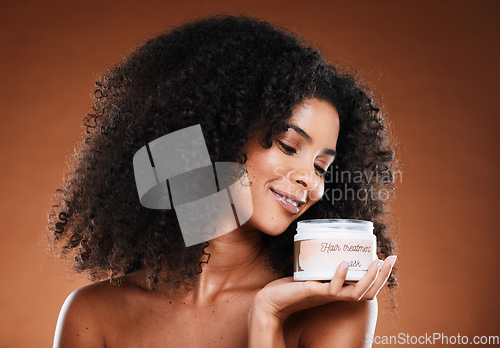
{"left": 285, "top": 123, "right": 337, "bottom": 157}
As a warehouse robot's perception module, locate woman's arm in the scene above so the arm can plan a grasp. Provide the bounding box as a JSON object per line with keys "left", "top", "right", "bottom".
{"left": 53, "top": 286, "right": 106, "bottom": 348}
{"left": 250, "top": 300, "right": 377, "bottom": 348}
{"left": 296, "top": 299, "right": 378, "bottom": 347}
{"left": 248, "top": 305, "right": 286, "bottom": 347}
{"left": 248, "top": 255, "right": 396, "bottom": 348}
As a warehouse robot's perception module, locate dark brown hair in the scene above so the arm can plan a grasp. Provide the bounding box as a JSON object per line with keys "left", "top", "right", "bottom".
{"left": 47, "top": 15, "right": 398, "bottom": 290}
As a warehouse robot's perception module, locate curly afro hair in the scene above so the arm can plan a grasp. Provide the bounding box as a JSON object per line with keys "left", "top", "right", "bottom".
{"left": 47, "top": 15, "right": 398, "bottom": 291}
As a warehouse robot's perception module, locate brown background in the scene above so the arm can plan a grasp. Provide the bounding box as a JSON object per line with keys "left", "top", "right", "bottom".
{"left": 1, "top": 0, "right": 498, "bottom": 346}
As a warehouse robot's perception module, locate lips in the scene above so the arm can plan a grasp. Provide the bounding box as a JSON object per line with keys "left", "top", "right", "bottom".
{"left": 270, "top": 188, "right": 305, "bottom": 215}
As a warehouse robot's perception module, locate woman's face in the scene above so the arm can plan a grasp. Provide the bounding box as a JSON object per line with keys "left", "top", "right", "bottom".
{"left": 242, "top": 98, "right": 340, "bottom": 236}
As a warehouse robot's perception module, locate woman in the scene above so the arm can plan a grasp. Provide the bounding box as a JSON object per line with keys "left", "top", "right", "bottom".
{"left": 49, "top": 15, "right": 398, "bottom": 347}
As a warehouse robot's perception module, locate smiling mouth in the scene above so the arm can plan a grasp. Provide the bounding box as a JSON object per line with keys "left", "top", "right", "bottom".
{"left": 270, "top": 188, "right": 304, "bottom": 215}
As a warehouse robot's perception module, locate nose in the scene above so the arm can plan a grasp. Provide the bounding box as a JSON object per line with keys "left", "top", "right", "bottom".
{"left": 288, "top": 167, "right": 318, "bottom": 189}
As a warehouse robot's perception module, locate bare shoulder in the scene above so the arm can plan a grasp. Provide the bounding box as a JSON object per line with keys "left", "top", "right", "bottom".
{"left": 53, "top": 280, "right": 128, "bottom": 348}
{"left": 284, "top": 299, "right": 378, "bottom": 348}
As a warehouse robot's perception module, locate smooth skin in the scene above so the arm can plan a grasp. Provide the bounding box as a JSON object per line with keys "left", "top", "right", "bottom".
{"left": 53, "top": 98, "right": 397, "bottom": 347}
{"left": 249, "top": 256, "right": 397, "bottom": 347}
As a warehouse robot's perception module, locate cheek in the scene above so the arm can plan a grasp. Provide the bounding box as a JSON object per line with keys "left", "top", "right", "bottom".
{"left": 273, "top": 166, "right": 291, "bottom": 185}
{"left": 246, "top": 151, "right": 286, "bottom": 182}
{"left": 307, "top": 182, "right": 325, "bottom": 202}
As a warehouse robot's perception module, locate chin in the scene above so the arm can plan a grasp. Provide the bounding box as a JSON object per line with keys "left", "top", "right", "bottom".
{"left": 239, "top": 215, "right": 288, "bottom": 236}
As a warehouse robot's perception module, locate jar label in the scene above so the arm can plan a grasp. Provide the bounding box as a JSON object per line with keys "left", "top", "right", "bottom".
{"left": 295, "top": 239, "right": 376, "bottom": 273}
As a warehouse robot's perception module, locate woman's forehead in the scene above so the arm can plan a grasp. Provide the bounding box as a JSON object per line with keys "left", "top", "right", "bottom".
{"left": 288, "top": 99, "right": 339, "bottom": 135}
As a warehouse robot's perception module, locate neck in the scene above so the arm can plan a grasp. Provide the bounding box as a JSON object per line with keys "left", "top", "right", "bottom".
{"left": 190, "top": 226, "right": 274, "bottom": 303}
{"left": 123, "top": 227, "right": 279, "bottom": 304}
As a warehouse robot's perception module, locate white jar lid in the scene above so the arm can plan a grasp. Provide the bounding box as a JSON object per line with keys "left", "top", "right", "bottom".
{"left": 295, "top": 219, "right": 374, "bottom": 241}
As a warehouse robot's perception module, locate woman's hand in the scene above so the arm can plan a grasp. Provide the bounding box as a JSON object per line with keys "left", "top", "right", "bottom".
{"left": 248, "top": 255, "right": 397, "bottom": 347}
{"left": 255, "top": 255, "right": 396, "bottom": 321}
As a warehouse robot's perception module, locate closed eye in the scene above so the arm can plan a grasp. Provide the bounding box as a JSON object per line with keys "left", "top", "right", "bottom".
{"left": 276, "top": 140, "right": 297, "bottom": 155}
{"left": 314, "top": 164, "right": 327, "bottom": 176}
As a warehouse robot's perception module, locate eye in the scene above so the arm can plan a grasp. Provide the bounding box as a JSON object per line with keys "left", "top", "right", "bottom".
{"left": 314, "top": 164, "right": 327, "bottom": 176}
{"left": 276, "top": 140, "right": 297, "bottom": 155}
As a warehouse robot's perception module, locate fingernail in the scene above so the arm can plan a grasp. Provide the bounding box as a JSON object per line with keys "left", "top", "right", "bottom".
{"left": 377, "top": 260, "right": 384, "bottom": 270}
{"left": 390, "top": 255, "right": 398, "bottom": 266}
{"left": 343, "top": 261, "right": 350, "bottom": 270}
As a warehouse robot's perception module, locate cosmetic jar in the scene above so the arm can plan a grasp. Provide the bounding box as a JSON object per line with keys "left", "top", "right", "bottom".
{"left": 294, "top": 219, "right": 377, "bottom": 282}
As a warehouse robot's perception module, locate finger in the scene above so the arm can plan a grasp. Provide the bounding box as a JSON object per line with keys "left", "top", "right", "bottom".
{"left": 362, "top": 255, "right": 397, "bottom": 299}
{"left": 262, "top": 276, "right": 295, "bottom": 288}
{"left": 326, "top": 260, "right": 350, "bottom": 296}
{"left": 296, "top": 260, "right": 350, "bottom": 300}
{"left": 338, "top": 259, "right": 383, "bottom": 301}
